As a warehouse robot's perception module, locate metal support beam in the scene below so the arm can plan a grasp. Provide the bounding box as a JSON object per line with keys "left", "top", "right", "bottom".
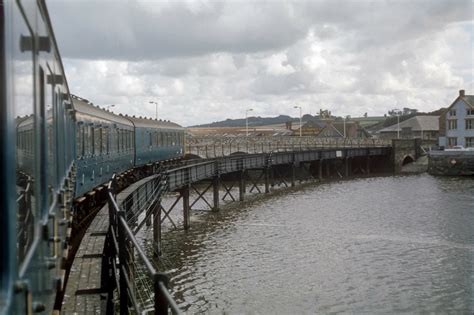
{"left": 319, "top": 160, "right": 323, "bottom": 180}
{"left": 345, "top": 157, "right": 350, "bottom": 178}
{"left": 366, "top": 156, "right": 370, "bottom": 175}
{"left": 190, "top": 183, "right": 213, "bottom": 210}
{"left": 272, "top": 166, "right": 289, "bottom": 188}
{"left": 239, "top": 171, "right": 245, "bottom": 201}
{"left": 264, "top": 167, "right": 270, "bottom": 193}
{"left": 222, "top": 182, "right": 236, "bottom": 201}
{"left": 248, "top": 169, "right": 264, "bottom": 193}
{"left": 182, "top": 186, "right": 190, "bottom": 230}
{"left": 291, "top": 163, "right": 296, "bottom": 187}
{"left": 160, "top": 197, "right": 179, "bottom": 229}
{"left": 213, "top": 176, "right": 220, "bottom": 211}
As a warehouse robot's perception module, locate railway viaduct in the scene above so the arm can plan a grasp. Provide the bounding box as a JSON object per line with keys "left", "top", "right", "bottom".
{"left": 62, "top": 138, "right": 421, "bottom": 314}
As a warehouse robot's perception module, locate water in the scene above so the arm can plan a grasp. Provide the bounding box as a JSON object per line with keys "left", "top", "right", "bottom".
{"left": 152, "top": 174, "right": 474, "bottom": 313}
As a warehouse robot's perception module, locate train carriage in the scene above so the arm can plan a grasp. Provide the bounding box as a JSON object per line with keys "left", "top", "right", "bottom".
{"left": 2, "top": 0, "right": 76, "bottom": 313}
{"left": 128, "top": 115, "right": 185, "bottom": 166}
{"left": 1, "top": 1, "right": 186, "bottom": 313}
{"left": 73, "top": 96, "right": 135, "bottom": 197}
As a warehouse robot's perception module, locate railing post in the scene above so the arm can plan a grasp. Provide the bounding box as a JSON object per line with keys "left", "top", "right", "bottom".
{"left": 154, "top": 273, "right": 169, "bottom": 315}
{"left": 153, "top": 200, "right": 162, "bottom": 257}
{"left": 117, "top": 210, "right": 129, "bottom": 315}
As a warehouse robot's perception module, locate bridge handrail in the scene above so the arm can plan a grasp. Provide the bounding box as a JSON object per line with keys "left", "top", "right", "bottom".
{"left": 107, "top": 175, "right": 182, "bottom": 315}
{"left": 185, "top": 137, "right": 391, "bottom": 158}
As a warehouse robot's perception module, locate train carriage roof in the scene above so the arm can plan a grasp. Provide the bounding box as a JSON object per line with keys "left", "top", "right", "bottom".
{"left": 126, "top": 115, "right": 184, "bottom": 130}
{"left": 72, "top": 95, "right": 133, "bottom": 126}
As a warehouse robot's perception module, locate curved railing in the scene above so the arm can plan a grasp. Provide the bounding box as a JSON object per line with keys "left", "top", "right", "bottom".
{"left": 186, "top": 137, "right": 391, "bottom": 158}
{"left": 107, "top": 175, "right": 182, "bottom": 314}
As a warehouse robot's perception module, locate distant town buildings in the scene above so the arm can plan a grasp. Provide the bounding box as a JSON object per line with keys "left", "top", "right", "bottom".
{"left": 188, "top": 93, "right": 474, "bottom": 146}
{"left": 439, "top": 90, "right": 474, "bottom": 148}
{"left": 377, "top": 116, "right": 439, "bottom": 140}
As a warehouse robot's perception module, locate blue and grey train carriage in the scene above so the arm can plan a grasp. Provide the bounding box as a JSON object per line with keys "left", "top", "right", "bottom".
{"left": 73, "top": 95, "right": 135, "bottom": 197}
{"left": 2, "top": 0, "right": 76, "bottom": 313}
{"left": 128, "top": 115, "right": 184, "bottom": 166}
{"left": 1, "top": 0, "right": 185, "bottom": 313}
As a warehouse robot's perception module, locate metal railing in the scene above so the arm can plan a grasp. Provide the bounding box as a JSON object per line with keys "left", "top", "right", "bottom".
{"left": 186, "top": 137, "right": 391, "bottom": 158}
{"left": 107, "top": 175, "right": 182, "bottom": 314}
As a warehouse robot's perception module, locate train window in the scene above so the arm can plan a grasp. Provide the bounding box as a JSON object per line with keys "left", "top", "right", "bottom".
{"left": 126, "top": 130, "right": 129, "bottom": 151}
{"left": 123, "top": 130, "right": 126, "bottom": 151}
{"left": 13, "top": 6, "right": 37, "bottom": 267}
{"left": 76, "top": 124, "right": 83, "bottom": 158}
{"left": 126, "top": 130, "right": 130, "bottom": 151}
{"left": 125, "top": 130, "right": 129, "bottom": 151}
{"left": 98, "top": 128, "right": 103, "bottom": 155}
{"left": 116, "top": 129, "right": 119, "bottom": 153}
{"left": 103, "top": 128, "right": 109, "bottom": 154}
{"left": 116, "top": 129, "right": 120, "bottom": 152}
{"left": 94, "top": 127, "right": 101, "bottom": 156}
{"left": 84, "top": 125, "right": 90, "bottom": 156}
{"left": 91, "top": 127, "right": 95, "bottom": 155}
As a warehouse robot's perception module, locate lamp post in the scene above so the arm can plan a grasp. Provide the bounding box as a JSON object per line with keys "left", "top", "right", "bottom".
{"left": 106, "top": 104, "right": 115, "bottom": 111}
{"left": 391, "top": 108, "right": 401, "bottom": 139}
{"left": 246, "top": 108, "right": 253, "bottom": 137}
{"left": 397, "top": 112, "right": 400, "bottom": 139}
{"left": 149, "top": 101, "right": 158, "bottom": 119}
{"left": 294, "top": 106, "right": 302, "bottom": 137}
{"left": 343, "top": 116, "right": 346, "bottom": 138}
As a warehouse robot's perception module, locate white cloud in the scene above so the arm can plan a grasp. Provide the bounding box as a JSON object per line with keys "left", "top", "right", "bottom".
{"left": 48, "top": 0, "right": 473, "bottom": 126}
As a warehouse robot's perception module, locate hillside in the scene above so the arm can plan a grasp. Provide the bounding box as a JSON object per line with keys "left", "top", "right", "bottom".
{"left": 191, "top": 115, "right": 299, "bottom": 127}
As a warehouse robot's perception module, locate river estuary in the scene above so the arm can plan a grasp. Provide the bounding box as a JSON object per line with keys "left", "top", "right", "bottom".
{"left": 149, "top": 174, "right": 474, "bottom": 313}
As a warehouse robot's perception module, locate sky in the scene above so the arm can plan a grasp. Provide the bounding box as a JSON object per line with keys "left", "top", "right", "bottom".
{"left": 48, "top": 0, "right": 474, "bottom": 127}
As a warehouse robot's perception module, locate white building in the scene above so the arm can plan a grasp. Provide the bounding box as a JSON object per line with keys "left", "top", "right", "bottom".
{"left": 439, "top": 90, "right": 474, "bottom": 148}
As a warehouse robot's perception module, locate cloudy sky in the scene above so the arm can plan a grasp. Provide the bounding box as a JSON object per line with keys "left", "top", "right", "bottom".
{"left": 49, "top": 0, "right": 473, "bottom": 126}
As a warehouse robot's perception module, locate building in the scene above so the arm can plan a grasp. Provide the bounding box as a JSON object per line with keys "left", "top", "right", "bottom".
{"left": 439, "top": 90, "right": 474, "bottom": 148}
{"left": 294, "top": 120, "right": 326, "bottom": 136}
{"left": 331, "top": 121, "right": 371, "bottom": 138}
{"left": 377, "top": 115, "right": 439, "bottom": 140}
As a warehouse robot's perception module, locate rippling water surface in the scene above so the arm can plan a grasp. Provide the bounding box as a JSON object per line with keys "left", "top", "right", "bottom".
{"left": 151, "top": 174, "right": 474, "bottom": 313}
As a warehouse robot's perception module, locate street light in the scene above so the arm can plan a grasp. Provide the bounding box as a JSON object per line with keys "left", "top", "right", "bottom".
{"left": 396, "top": 111, "right": 401, "bottom": 139}
{"left": 246, "top": 108, "right": 253, "bottom": 137}
{"left": 392, "top": 108, "right": 401, "bottom": 139}
{"left": 106, "top": 104, "right": 115, "bottom": 111}
{"left": 294, "top": 106, "right": 302, "bottom": 137}
{"left": 149, "top": 101, "right": 158, "bottom": 120}
{"left": 343, "top": 116, "right": 346, "bottom": 138}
